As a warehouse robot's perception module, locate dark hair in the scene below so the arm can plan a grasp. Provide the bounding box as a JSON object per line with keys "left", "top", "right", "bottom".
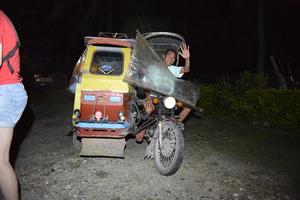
{"left": 164, "top": 49, "right": 177, "bottom": 56}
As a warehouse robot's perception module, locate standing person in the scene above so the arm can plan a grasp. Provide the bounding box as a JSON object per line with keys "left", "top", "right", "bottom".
{"left": 0, "top": 9, "right": 27, "bottom": 200}
{"left": 135, "top": 43, "right": 192, "bottom": 142}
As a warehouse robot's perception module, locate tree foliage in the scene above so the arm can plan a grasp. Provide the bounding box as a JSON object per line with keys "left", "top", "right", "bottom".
{"left": 198, "top": 71, "right": 300, "bottom": 131}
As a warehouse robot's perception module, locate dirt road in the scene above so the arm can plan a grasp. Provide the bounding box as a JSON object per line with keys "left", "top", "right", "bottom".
{"left": 1, "top": 89, "right": 299, "bottom": 200}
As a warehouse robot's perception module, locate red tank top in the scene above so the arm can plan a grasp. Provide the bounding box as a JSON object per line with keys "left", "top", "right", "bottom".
{"left": 0, "top": 10, "right": 22, "bottom": 84}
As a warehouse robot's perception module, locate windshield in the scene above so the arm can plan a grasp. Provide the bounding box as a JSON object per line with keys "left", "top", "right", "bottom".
{"left": 90, "top": 51, "right": 123, "bottom": 76}
{"left": 124, "top": 31, "right": 199, "bottom": 108}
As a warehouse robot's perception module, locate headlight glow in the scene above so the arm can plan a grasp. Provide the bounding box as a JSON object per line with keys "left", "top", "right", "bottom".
{"left": 72, "top": 109, "right": 81, "bottom": 124}
{"left": 118, "top": 112, "right": 126, "bottom": 121}
{"left": 163, "top": 97, "right": 176, "bottom": 109}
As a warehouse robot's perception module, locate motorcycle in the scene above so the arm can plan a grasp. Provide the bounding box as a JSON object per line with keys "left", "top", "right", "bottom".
{"left": 124, "top": 31, "right": 199, "bottom": 175}
{"left": 70, "top": 31, "right": 199, "bottom": 176}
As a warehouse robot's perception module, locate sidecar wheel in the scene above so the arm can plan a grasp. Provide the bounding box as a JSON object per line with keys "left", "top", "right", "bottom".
{"left": 154, "top": 120, "right": 184, "bottom": 176}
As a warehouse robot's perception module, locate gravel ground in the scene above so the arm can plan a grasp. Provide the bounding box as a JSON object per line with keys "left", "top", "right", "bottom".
{"left": 1, "top": 89, "right": 299, "bottom": 200}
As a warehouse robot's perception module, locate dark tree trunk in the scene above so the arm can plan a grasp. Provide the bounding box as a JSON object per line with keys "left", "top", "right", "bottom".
{"left": 270, "top": 56, "right": 288, "bottom": 89}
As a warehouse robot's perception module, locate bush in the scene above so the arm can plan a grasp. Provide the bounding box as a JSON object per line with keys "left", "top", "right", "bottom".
{"left": 197, "top": 71, "right": 300, "bottom": 131}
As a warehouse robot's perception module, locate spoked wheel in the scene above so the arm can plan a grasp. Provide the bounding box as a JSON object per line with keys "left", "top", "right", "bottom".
{"left": 154, "top": 120, "right": 184, "bottom": 176}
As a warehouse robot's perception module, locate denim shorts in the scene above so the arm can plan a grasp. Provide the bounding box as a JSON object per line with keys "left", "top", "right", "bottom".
{"left": 0, "top": 83, "right": 28, "bottom": 128}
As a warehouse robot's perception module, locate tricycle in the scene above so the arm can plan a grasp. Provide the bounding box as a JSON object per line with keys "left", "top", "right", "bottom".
{"left": 69, "top": 31, "right": 199, "bottom": 176}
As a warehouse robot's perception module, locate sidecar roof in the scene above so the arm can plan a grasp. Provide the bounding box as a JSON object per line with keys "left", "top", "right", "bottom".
{"left": 84, "top": 37, "right": 135, "bottom": 48}
{"left": 142, "top": 32, "right": 185, "bottom": 65}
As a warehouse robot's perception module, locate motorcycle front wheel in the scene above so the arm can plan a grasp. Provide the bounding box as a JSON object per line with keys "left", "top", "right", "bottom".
{"left": 154, "top": 120, "right": 184, "bottom": 176}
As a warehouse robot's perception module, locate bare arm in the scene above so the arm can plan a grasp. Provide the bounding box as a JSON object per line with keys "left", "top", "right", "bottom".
{"left": 144, "top": 91, "right": 154, "bottom": 116}
{"left": 182, "top": 57, "right": 190, "bottom": 73}
{"left": 178, "top": 43, "right": 190, "bottom": 73}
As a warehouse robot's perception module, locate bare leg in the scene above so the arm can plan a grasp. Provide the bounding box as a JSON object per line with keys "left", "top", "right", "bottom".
{"left": 136, "top": 100, "right": 154, "bottom": 143}
{"left": 0, "top": 127, "right": 19, "bottom": 200}
{"left": 135, "top": 129, "right": 145, "bottom": 143}
{"left": 178, "top": 107, "right": 192, "bottom": 122}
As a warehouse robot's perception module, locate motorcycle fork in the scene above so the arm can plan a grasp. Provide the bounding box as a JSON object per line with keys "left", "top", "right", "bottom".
{"left": 158, "top": 121, "right": 163, "bottom": 149}
{"left": 157, "top": 103, "right": 163, "bottom": 149}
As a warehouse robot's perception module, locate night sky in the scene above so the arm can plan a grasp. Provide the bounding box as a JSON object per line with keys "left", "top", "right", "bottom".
{"left": 1, "top": 0, "right": 299, "bottom": 83}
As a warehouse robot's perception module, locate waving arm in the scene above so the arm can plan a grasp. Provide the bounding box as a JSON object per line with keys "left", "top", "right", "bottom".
{"left": 178, "top": 43, "right": 190, "bottom": 73}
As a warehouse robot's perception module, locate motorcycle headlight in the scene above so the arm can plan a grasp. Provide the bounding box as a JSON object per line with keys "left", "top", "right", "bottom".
{"left": 163, "top": 97, "right": 176, "bottom": 109}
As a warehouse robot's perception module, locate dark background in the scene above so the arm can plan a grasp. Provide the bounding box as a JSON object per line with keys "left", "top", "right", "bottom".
{"left": 1, "top": 0, "right": 299, "bottom": 84}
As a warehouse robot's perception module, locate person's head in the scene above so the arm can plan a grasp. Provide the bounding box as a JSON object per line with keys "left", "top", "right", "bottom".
{"left": 162, "top": 49, "right": 177, "bottom": 66}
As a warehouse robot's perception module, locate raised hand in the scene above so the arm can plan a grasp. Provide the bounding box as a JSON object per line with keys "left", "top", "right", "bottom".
{"left": 178, "top": 43, "right": 190, "bottom": 59}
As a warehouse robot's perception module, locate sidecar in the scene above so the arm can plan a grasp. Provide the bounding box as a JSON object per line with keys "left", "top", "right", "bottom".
{"left": 70, "top": 33, "right": 134, "bottom": 157}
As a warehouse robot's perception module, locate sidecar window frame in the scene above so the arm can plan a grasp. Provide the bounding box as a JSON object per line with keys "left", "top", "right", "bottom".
{"left": 142, "top": 32, "right": 186, "bottom": 66}
{"left": 89, "top": 50, "right": 124, "bottom": 76}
